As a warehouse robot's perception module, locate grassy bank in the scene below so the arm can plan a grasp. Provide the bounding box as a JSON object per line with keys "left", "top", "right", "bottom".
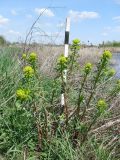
{"left": 0, "top": 43, "right": 120, "bottom": 160}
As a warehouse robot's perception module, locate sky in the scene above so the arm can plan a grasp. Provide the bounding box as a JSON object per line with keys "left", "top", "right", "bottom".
{"left": 0, "top": 0, "right": 120, "bottom": 44}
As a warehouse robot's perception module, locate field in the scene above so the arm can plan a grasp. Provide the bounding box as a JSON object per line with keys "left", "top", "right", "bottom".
{"left": 0, "top": 43, "right": 120, "bottom": 160}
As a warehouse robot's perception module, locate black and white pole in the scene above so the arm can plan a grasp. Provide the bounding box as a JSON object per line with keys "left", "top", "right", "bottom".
{"left": 61, "top": 17, "right": 70, "bottom": 107}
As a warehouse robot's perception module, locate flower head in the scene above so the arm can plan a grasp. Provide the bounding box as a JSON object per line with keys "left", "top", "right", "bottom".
{"left": 22, "top": 53, "right": 27, "bottom": 59}
{"left": 97, "top": 99, "right": 107, "bottom": 113}
{"left": 72, "top": 39, "right": 80, "bottom": 45}
{"left": 58, "top": 55, "right": 67, "bottom": 65}
{"left": 108, "top": 68, "right": 116, "bottom": 77}
{"left": 84, "top": 63, "right": 93, "bottom": 74}
{"left": 23, "top": 66, "right": 34, "bottom": 77}
{"left": 16, "top": 89, "right": 30, "bottom": 100}
{"left": 29, "top": 52, "right": 37, "bottom": 61}
{"left": 117, "top": 79, "right": 120, "bottom": 85}
{"left": 102, "top": 50, "right": 112, "bottom": 59}
{"left": 116, "top": 79, "right": 120, "bottom": 89}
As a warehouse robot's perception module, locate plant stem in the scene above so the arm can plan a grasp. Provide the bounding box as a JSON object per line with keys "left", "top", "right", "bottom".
{"left": 81, "top": 59, "right": 106, "bottom": 120}
{"left": 76, "top": 74, "right": 87, "bottom": 117}
{"left": 34, "top": 102, "right": 42, "bottom": 151}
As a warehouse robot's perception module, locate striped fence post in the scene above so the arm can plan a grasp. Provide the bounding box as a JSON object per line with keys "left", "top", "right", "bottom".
{"left": 61, "top": 17, "right": 70, "bottom": 107}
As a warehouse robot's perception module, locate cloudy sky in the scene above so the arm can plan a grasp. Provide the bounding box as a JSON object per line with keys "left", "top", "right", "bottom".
{"left": 0, "top": 0, "right": 120, "bottom": 44}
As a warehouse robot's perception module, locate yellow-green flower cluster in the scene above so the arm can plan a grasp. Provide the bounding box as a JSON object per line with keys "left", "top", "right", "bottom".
{"left": 22, "top": 52, "right": 37, "bottom": 62}
{"left": 117, "top": 79, "right": 120, "bottom": 85}
{"left": 71, "top": 39, "right": 80, "bottom": 50}
{"left": 22, "top": 53, "right": 27, "bottom": 59}
{"left": 16, "top": 89, "right": 30, "bottom": 100}
{"left": 16, "top": 52, "right": 37, "bottom": 101}
{"left": 58, "top": 55, "right": 67, "bottom": 65}
{"left": 97, "top": 99, "right": 107, "bottom": 113}
{"left": 102, "top": 50, "right": 112, "bottom": 59}
{"left": 117, "top": 79, "right": 120, "bottom": 89}
{"left": 23, "top": 66, "right": 34, "bottom": 77}
{"left": 29, "top": 52, "right": 37, "bottom": 61}
{"left": 72, "top": 39, "right": 80, "bottom": 45}
{"left": 107, "top": 69, "right": 116, "bottom": 77}
{"left": 84, "top": 63, "right": 92, "bottom": 74}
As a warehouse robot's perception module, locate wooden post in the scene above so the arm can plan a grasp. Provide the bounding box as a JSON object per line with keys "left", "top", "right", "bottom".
{"left": 61, "top": 17, "right": 70, "bottom": 107}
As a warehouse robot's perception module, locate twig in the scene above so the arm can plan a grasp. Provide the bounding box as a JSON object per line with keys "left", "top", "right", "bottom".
{"left": 23, "top": 8, "right": 48, "bottom": 52}
{"left": 0, "top": 94, "right": 15, "bottom": 107}
{"left": 91, "top": 118, "right": 120, "bottom": 133}
{"left": 105, "top": 136, "right": 119, "bottom": 149}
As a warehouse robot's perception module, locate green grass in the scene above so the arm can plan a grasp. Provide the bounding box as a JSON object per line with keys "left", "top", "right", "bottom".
{"left": 0, "top": 47, "right": 21, "bottom": 106}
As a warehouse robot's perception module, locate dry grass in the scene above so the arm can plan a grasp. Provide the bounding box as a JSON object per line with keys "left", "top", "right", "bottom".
{"left": 27, "top": 45, "right": 120, "bottom": 75}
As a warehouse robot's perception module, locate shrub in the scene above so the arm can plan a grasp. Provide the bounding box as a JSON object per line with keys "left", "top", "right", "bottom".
{"left": 0, "top": 36, "right": 6, "bottom": 46}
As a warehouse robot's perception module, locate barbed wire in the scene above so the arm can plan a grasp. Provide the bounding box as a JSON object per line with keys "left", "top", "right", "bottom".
{"left": 23, "top": 4, "right": 66, "bottom": 53}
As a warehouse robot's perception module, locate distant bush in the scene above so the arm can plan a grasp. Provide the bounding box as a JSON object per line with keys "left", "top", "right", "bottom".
{"left": 99, "top": 41, "right": 120, "bottom": 47}
{"left": 0, "top": 36, "right": 6, "bottom": 45}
